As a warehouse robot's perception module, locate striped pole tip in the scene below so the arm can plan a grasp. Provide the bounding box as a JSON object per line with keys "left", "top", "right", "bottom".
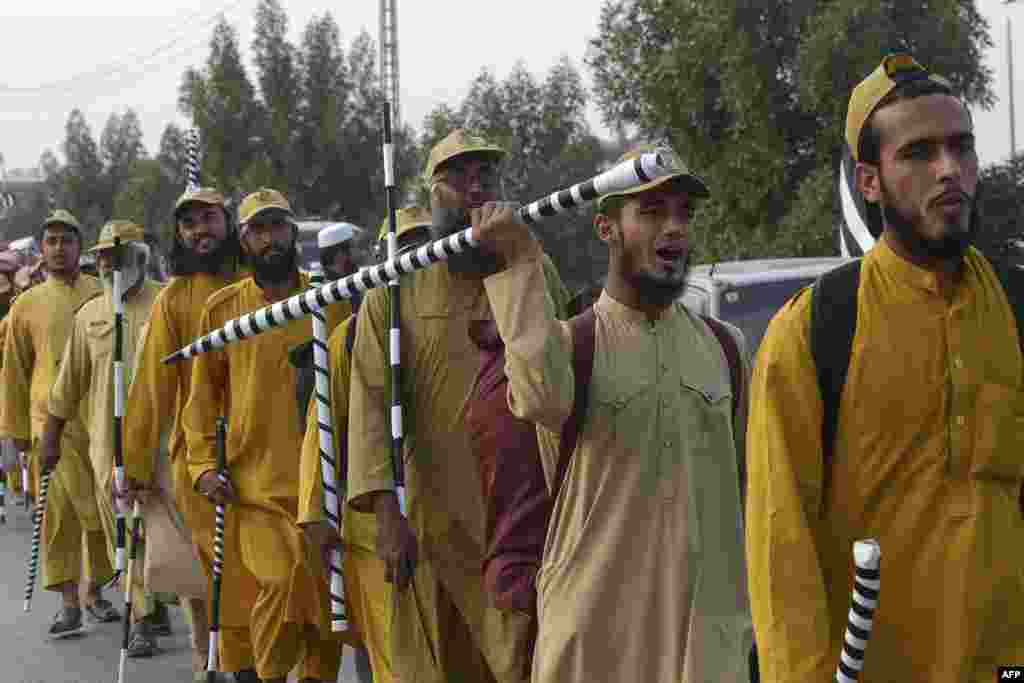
{"left": 836, "top": 538, "right": 881, "bottom": 683}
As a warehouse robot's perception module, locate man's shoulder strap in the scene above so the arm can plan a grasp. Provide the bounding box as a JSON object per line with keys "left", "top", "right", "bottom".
{"left": 698, "top": 314, "right": 742, "bottom": 418}
{"left": 555, "top": 307, "right": 597, "bottom": 492}
{"left": 345, "top": 311, "right": 358, "bottom": 357}
{"left": 995, "top": 261, "right": 1024, "bottom": 356}
{"left": 810, "top": 258, "right": 862, "bottom": 469}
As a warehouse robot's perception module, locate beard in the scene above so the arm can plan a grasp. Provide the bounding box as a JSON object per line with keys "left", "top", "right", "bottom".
{"left": 880, "top": 180, "right": 977, "bottom": 261}
{"left": 251, "top": 243, "right": 298, "bottom": 285}
{"left": 430, "top": 206, "right": 501, "bottom": 276}
{"left": 620, "top": 246, "right": 691, "bottom": 307}
{"left": 169, "top": 234, "right": 234, "bottom": 276}
{"left": 101, "top": 260, "right": 144, "bottom": 299}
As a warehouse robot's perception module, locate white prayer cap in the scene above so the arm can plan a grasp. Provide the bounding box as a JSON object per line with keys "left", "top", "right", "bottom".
{"left": 318, "top": 222, "right": 359, "bottom": 250}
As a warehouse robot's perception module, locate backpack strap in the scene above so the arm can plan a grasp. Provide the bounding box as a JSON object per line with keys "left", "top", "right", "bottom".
{"left": 995, "top": 261, "right": 1024, "bottom": 358}
{"left": 810, "top": 259, "right": 862, "bottom": 471}
{"left": 555, "top": 307, "right": 598, "bottom": 493}
{"left": 698, "top": 314, "right": 742, "bottom": 419}
{"left": 345, "top": 312, "right": 358, "bottom": 356}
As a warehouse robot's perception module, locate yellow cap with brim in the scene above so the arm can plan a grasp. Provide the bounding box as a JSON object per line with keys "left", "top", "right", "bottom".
{"left": 424, "top": 129, "right": 506, "bottom": 179}
{"left": 596, "top": 144, "right": 710, "bottom": 211}
{"left": 378, "top": 207, "right": 433, "bottom": 242}
{"left": 238, "top": 188, "right": 294, "bottom": 226}
{"left": 174, "top": 187, "right": 226, "bottom": 218}
{"left": 43, "top": 209, "right": 82, "bottom": 233}
{"left": 846, "top": 54, "right": 952, "bottom": 162}
{"left": 88, "top": 220, "right": 146, "bottom": 253}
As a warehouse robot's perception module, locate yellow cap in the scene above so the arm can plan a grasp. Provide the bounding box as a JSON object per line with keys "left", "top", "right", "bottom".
{"left": 846, "top": 54, "right": 952, "bottom": 161}
{"left": 88, "top": 220, "right": 146, "bottom": 253}
{"left": 424, "top": 129, "right": 506, "bottom": 179}
{"left": 173, "top": 187, "right": 226, "bottom": 218}
{"left": 378, "top": 207, "right": 433, "bottom": 242}
{"left": 238, "top": 188, "right": 294, "bottom": 226}
{"left": 596, "top": 144, "right": 709, "bottom": 210}
{"left": 43, "top": 209, "right": 82, "bottom": 233}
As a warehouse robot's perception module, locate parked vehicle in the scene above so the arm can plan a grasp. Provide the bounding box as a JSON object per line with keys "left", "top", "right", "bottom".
{"left": 681, "top": 257, "right": 855, "bottom": 355}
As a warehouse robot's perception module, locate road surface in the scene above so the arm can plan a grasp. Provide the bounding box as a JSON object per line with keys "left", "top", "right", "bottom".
{"left": 1, "top": 496, "right": 358, "bottom": 682}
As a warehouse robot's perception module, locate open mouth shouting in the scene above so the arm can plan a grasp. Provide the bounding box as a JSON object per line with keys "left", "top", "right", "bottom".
{"left": 655, "top": 244, "right": 687, "bottom": 271}
{"left": 933, "top": 190, "right": 969, "bottom": 219}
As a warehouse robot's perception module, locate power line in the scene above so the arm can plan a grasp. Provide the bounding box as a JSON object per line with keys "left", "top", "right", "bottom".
{"left": 0, "top": 0, "right": 249, "bottom": 96}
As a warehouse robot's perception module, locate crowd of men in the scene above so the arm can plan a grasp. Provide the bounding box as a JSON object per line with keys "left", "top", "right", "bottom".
{"left": 0, "top": 52, "right": 1021, "bottom": 683}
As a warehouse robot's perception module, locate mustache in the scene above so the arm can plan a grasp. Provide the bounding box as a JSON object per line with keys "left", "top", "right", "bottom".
{"left": 931, "top": 189, "right": 972, "bottom": 207}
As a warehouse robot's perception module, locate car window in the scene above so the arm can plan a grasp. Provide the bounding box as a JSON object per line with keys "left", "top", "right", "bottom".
{"left": 715, "top": 277, "right": 815, "bottom": 353}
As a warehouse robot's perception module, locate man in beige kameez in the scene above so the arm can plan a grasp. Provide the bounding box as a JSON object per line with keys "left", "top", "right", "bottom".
{"left": 42, "top": 221, "right": 165, "bottom": 656}
{"left": 474, "top": 145, "right": 754, "bottom": 682}
{"left": 346, "top": 130, "right": 570, "bottom": 683}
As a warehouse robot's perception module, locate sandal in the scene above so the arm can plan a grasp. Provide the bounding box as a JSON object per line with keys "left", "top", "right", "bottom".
{"left": 126, "top": 623, "right": 159, "bottom": 658}
{"left": 47, "top": 607, "right": 84, "bottom": 639}
{"left": 85, "top": 598, "right": 120, "bottom": 623}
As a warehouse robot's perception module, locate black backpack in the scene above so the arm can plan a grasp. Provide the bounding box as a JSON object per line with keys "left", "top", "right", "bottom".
{"left": 810, "top": 256, "right": 1024, "bottom": 473}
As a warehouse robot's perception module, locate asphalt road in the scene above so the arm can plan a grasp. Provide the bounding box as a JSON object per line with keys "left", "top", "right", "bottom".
{"left": 1, "top": 496, "right": 358, "bottom": 683}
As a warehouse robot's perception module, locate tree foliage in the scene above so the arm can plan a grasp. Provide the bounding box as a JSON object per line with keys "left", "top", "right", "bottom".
{"left": 178, "top": 17, "right": 263, "bottom": 195}
{"left": 977, "top": 155, "right": 1024, "bottom": 264}
{"left": 418, "top": 58, "right": 620, "bottom": 291}
{"left": 588, "top": 0, "right": 995, "bottom": 262}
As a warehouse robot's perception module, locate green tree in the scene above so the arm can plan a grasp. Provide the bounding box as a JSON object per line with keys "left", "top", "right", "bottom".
{"left": 295, "top": 12, "right": 348, "bottom": 215}
{"left": 418, "top": 58, "right": 612, "bottom": 290}
{"left": 330, "top": 30, "right": 418, "bottom": 230}
{"left": 157, "top": 123, "right": 189, "bottom": 192}
{"left": 976, "top": 155, "right": 1024, "bottom": 265}
{"left": 588, "top": 0, "right": 995, "bottom": 262}
{"left": 178, "top": 16, "right": 264, "bottom": 194}
{"left": 252, "top": 0, "right": 301, "bottom": 191}
{"left": 112, "top": 159, "right": 179, "bottom": 244}
{"left": 62, "top": 109, "right": 106, "bottom": 242}
{"left": 101, "top": 109, "right": 148, "bottom": 218}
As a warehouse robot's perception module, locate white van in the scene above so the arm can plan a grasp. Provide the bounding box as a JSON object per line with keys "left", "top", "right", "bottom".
{"left": 681, "top": 257, "right": 855, "bottom": 354}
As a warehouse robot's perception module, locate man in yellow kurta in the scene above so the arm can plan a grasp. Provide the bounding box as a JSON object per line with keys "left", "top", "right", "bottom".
{"left": 0, "top": 267, "right": 16, "bottom": 506}
{"left": 2, "top": 251, "right": 33, "bottom": 503}
{"left": 473, "top": 145, "right": 753, "bottom": 682}
{"left": 0, "top": 210, "right": 118, "bottom": 638}
{"left": 43, "top": 221, "right": 165, "bottom": 656}
{"left": 746, "top": 55, "right": 1024, "bottom": 682}
{"left": 347, "top": 131, "right": 570, "bottom": 683}
{"left": 122, "top": 187, "right": 258, "bottom": 681}
{"left": 184, "top": 188, "right": 350, "bottom": 683}
{"left": 300, "top": 208, "right": 434, "bottom": 683}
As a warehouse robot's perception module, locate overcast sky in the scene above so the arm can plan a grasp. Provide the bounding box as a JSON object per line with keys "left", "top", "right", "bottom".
{"left": 0, "top": 0, "right": 1020, "bottom": 173}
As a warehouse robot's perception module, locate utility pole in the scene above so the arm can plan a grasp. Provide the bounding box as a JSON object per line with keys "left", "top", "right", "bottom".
{"left": 1008, "top": 1, "right": 1018, "bottom": 159}
{"left": 379, "top": 0, "right": 400, "bottom": 129}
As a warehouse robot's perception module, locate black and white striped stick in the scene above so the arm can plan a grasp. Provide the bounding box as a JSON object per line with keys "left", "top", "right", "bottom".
{"left": 206, "top": 417, "right": 227, "bottom": 682}
{"left": 161, "top": 150, "right": 675, "bottom": 365}
{"left": 185, "top": 129, "right": 201, "bottom": 192}
{"left": 21, "top": 452, "right": 29, "bottom": 509}
{"left": 23, "top": 469, "right": 51, "bottom": 612}
{"left": 309, "top": 271, "right": 348, "bottom": 631}
{"left": 117, "top": 499, "right": 144, "bottom": 683}
{"left": 112, "top": 235, "right": 128, "bottom": 574}
{"left": 381, "top": 103, "right": 407, "bottom": 516}
{"left": 835, "top": 539, "right": 881, "bottom": 683}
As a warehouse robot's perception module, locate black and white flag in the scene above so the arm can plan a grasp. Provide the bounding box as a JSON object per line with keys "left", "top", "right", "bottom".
{"left": 838, "top": 146, "right": 877, "bottom": 257}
